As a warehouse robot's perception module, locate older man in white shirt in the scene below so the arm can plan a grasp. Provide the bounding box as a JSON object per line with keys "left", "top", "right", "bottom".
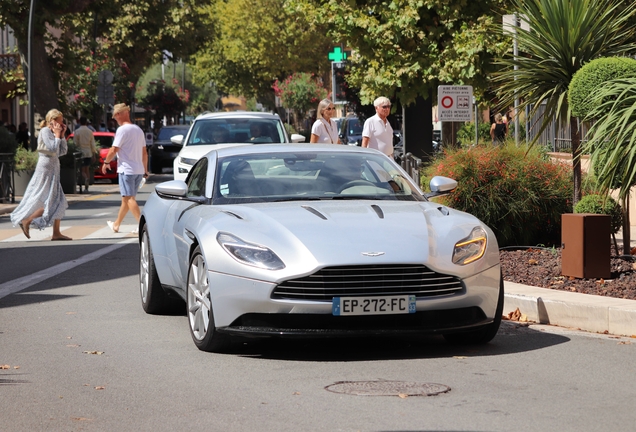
{"left": 361, "top": 96, "right": 394, "bottom": 157}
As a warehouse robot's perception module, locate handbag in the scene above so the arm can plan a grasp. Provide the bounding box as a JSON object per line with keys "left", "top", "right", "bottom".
{"left": 37, "top": 129, "right": 57, "bottom": 156}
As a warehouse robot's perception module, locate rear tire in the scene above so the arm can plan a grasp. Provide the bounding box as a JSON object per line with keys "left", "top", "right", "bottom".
{"left": 139, "top": 226, "right": 173, "bottom": 314}
{"left": 187, "top": 246, "right": 231, "bottom": 352}
{"left": 443, "top": 276, "right": 504, "bottom": 345}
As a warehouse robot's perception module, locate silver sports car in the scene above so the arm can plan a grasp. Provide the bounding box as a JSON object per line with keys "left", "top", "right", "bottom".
{"left": 139, "top": 144, "right": 502, "bottom": 352}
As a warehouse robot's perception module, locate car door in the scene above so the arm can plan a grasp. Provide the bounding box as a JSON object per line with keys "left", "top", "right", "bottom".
{"left": 171, "top": 157, "right": 210, "bottom": 287}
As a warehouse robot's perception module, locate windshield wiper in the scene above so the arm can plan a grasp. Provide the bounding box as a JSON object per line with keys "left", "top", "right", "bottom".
{"left": 271, "top": 196, "right": 327, "bottom": 202}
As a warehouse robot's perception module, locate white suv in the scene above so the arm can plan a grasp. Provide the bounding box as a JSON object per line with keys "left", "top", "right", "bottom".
{"left": 171, "top": 112, "right": 305, "bottom": 181}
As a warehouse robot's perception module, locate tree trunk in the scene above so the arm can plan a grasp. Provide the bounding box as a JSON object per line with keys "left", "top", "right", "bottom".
{"left": 570, "top": 117, "right": 582, "bottom": 207}
{"left": 622, "top": 194, "right": 631, "bottom": 256}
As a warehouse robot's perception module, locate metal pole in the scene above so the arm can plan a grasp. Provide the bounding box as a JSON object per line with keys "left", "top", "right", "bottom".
{"left": 27, "top": 0, "right": 36, "bottom": 150}
{"left": 474, "top": 96, "right": 478, "bottom": 146}
{"left": 182, "top": 60, "right": 186, "bottom": 124}
{"left": 331, "top": 61, "right": 336, "bottom": 103}
{"left": 514, "top": 13, "right": 520, "bottom": 146}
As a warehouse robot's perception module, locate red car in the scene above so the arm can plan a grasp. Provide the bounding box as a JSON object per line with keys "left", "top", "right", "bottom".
{"left": 68, "top": 131, "right": 118, "bottom": 183}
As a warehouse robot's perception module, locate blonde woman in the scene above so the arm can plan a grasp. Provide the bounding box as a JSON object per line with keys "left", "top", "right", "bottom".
{"left": 11, "top": 109, "right": 71, "bottom": 240}
{"left": 310, "top": 99, "right": 341, "bottom": 144}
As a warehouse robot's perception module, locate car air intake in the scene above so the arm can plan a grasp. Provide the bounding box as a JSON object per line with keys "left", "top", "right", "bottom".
{"left": 272, "top": 265, "right": 463, "bottom": 301}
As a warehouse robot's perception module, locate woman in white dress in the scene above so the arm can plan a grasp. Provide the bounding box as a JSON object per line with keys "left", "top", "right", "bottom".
{"left": 310, "top": 99, "right": 341, "bottom": 144}
{"left": 11, "top": 109, "right": 71, "bottom": 240}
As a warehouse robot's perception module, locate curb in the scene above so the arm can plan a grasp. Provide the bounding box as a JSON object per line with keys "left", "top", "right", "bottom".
{"left": 504, "top": 281, "right": 636, "bottom": 337}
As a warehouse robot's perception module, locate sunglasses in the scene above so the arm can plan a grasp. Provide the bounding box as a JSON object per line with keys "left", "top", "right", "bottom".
{"left": 325, "top": 107, "right": 335, "bottom": 111}
{"left": 381, "top": 105, "right": 391, "bottom": 109}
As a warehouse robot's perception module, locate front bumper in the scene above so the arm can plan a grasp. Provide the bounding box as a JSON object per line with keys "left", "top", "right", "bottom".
{"left": 208, "top": 264, "right": 501, "bottom": 336}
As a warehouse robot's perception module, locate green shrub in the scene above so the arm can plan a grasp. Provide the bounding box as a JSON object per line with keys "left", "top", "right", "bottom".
{"left": 457, "top": 122, "right": 491, "bottom": 145}
{"left": 423, "top": 143, "right": 574, "bottom": 247}
{"left": 569, "top": 57, "right": 636, "bottom": 119}
{"left": 14, "top": 147, "right": 39, "bottom": 171}
{"left": 574, "top": 194, "right": 623, "bottom": 234}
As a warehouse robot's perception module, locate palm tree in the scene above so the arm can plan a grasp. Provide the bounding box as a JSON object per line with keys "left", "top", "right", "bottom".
{"left": 494, "top": 0, "right": 636, "bottom": 206}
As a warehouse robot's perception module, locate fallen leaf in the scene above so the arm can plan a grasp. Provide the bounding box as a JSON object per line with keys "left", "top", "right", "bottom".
{"left": 13, "top": 366, "right": 20, "bottom": 369}
{"left": 596, "top": 279, "right": 605, "bottom": 285}
{"left": 292, "top": 392, "right": 301, "bottom": 395}
{"left": 66, "top": 336, "right": 72, "bottom": 339}
{"left": 504, "top": 308, "right": 522, "bottom": 321}
{"left": 528, "top": 259, "right": 538, "bottom": 265}
{"left": 95, "top": 386, "right": 105, "bottom": 390}
{"left": 71, "top": 417, "right": 92, "bottom": 422}
{"left": 0, "top": 365, "right": 10, "bottom": 369}
{"left": 66, "top": 344, "right": 80, "bottom": 348}
{"left": 66, "top": 312, "right": 76, "bottom": 315}
{"left": 570, "top": 287, "right": 577, "bottom": 292}
{"left": 82, "top": 351, "right": 104, "bottom": 355}
{"left": 568, "top": 276, "right": 575, "bottom": 281}
{"left": 398, "top": 393, "right": 408, "bottom": 399}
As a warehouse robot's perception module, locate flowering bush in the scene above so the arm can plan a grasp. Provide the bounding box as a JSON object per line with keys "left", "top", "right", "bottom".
{"left": 273, "top": 73, "right": 327, "bottom": 129}
{"left": 64, "top": 47, "right": 133, "bottom": 116}
{"left": 423, "top": 144, "right": 578, "bottom": 247}
{"left": 141, "top": 78, "right": 189, "bottom": 125}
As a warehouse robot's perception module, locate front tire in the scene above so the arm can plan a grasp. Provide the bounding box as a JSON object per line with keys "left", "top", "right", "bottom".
{"left": 443, "top": 276, "right": 504, "bottom": 345}
{"left": 139, "top": 226, "right": 173, "bottom": 314}
{"left": 187, "top": 246, "right": 230, "bottom": 352}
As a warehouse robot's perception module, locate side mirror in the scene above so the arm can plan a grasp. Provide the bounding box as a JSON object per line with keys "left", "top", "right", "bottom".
{"left": 291, "top": 133, "right": 306, "bottom": 143}
{"left": 170, "top": 134, "right": 184, "bottom": 145}
{"left": 426, "top": 176, "right": 457, "bottom": 198}
{"left": 155, "top": 180, "right": 188, "bottom": 199}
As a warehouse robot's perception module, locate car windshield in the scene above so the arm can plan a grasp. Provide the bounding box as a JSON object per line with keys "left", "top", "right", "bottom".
{"left": 157, "top": 127, "right": 189, "bottom": 140}
{"left": 212, "top": 152, "right": 424, "bottom": 204}
{"left": 186, "top": 118, "right": 286, "bottom": 146}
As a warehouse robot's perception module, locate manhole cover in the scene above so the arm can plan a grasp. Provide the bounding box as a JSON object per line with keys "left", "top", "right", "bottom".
{"left": 325, "top": 381, "right": 450, "bottom": 397}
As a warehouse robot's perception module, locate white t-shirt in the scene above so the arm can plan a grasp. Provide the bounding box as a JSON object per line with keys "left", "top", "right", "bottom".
{"left": 311, "top": 118, "right": 339, "bottom": 144}
{"left": 362, "top": 114, "right": 394, "bottom": 156}
{"left": 113, "top": 123, "right": 146, "bottom": 175}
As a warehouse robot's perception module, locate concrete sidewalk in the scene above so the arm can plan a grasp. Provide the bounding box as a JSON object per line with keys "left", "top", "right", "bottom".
{"left": 2, "top": 191, "right": 636, "bottom": 337}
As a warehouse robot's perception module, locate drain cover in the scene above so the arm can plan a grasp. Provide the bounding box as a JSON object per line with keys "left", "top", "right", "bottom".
{"left": 325, "top": 381, "right": 450, "bottom": 397}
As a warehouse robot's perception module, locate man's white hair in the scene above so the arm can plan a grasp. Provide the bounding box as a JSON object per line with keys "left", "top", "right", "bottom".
{"left": 373, "top": 96, "right": 390, "bottom": 107}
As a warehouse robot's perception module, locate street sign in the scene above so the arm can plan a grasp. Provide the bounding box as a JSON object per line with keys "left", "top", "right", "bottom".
{"left": 97, "top": 69, "right": 114, "bottom": 106}
{"left": 437, "top": 85, "right": 473, "bottom": 122}
{"left": 328, "top": 47, "right": 347, "bottom": 62}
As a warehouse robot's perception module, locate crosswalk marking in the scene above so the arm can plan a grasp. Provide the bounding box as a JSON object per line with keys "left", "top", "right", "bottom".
{"left": 1, "top": 224, "right": 139, "bottom": 242}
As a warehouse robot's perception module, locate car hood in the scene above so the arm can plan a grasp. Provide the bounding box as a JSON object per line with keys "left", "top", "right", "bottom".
{"left": 178, "top": 143, "right": 250, "bottom": 160}
{"left": 195, "top": 200, "right": 499, "bottom": 280}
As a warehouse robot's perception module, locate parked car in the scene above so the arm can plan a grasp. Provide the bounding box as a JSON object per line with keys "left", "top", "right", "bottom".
{"left": 67, "top": 131, "right": 117, "bottom": 183}
{"left": 339, "top": 115, "right": 363, "bottom": 146}
{"left": 140, "top": 144, "right": 503, "bottom": 352}
{"left": 149, "top": 125, "right": 191, "bottom": 174}
{"left": 172, "top": 112, "right": 305, "bottom": 181}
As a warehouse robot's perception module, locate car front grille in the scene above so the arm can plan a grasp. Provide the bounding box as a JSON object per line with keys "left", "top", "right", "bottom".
{"left": 272, "top": 265, "right": 463, "bottom": 301}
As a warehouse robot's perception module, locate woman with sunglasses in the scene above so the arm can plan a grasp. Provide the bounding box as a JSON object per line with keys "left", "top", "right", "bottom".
{"left": 310, "top": 99, "right": 341, "bottom": 144}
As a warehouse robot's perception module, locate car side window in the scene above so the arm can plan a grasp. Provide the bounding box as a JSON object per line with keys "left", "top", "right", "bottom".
{"left": 186, "top": 159, "right": 208, "bottom": 198}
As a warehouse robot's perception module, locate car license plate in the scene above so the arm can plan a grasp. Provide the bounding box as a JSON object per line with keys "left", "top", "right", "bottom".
{"left": 332, "top": 295, "right": 416, "bottom": 316}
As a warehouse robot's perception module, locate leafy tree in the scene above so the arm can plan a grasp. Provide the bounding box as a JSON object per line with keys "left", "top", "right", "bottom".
{"left": 273, "top": 73, "right": 328, "bottom": 131}
{"left": 0, "top": 0, "right": 208, "bottom": 116}
{"left": 569, "top": 57, "right": 636, "bottom": 253}
{"left": 292, "top": 0, "right": 508, "bottom": 106}
{"left": 494, "top": 0, "right": 636, "bottom": 206}
{"left": 142, "top": 80, "right": 188, "bottom": 126}
{"left": 193, "top": 0, "right": 333, "bottom": 105}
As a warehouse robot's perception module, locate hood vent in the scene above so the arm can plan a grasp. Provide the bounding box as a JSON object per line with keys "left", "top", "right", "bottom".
{"left": 370, "top": 204, "right": 384, "bottom": 219}
{"left": 302, "top": 205, "right": 327, "bottom": 220}
{"left": 437, "top": 206, "right": 450, "bottom": 216}
{"left": 221, "top": 210, "right": 243, "bottom": 220}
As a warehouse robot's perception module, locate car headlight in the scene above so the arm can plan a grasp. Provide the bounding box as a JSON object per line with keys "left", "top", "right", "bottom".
{"left": 217, "top": 232, "right": 285, "bottom": 270}
{"left": 180, "top": 157, "right": 198, "bottom": 166}
{"left": 452, "top": 227, "right": 487, "bottom": 265}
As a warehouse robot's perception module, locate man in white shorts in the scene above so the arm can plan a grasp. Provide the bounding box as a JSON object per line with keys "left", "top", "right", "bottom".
{"left": 361, "top": 96, "right": 394, "bottom": 157}
{"left": 102, "top": 103, "right": 148, "bottom": 234}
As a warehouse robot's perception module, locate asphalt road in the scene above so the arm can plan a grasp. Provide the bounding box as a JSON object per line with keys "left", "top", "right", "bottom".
{"left": 1, "top": 176, "right": 636, "bottom": 431}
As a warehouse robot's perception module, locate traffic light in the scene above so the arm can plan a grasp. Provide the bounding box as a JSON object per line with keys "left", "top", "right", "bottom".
{"left": 333, "top": 63, "right": 347, "bottom": 103}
